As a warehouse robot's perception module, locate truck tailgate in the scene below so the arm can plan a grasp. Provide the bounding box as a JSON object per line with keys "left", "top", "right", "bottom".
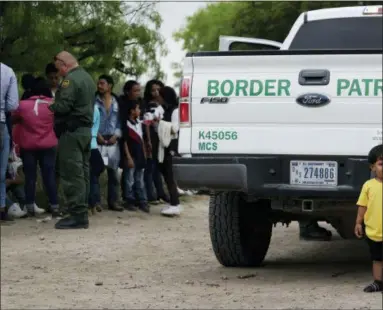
{"left": 189, "top": 51, "right": 382, "bottom": 156}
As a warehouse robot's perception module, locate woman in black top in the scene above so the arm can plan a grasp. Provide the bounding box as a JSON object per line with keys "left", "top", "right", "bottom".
{"left": 142, "top": 80, "right": 169, "bottom": 204}
{"left": 157, "top": 86, "right": 181, "bottom": 216}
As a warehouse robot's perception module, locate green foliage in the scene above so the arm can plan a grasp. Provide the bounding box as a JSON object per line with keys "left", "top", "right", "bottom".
{"left": 173, "top": 1, "right": 375, "bottom": 52}
{"left": 173, "top": 2, "right": 240, "bottom": 52}
{"left": 0, "top": 1, "right": 167, "bottom": 78}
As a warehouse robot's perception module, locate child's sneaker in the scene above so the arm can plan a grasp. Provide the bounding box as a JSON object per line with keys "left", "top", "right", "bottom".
{"left": 7, "top": 203, "right": 27, "bottom": 218}
{"left": 177, "top": 187, "right": 186, "bottom": 195}
{"left": 33, "top": 203, "right": 45, "bottom": 215}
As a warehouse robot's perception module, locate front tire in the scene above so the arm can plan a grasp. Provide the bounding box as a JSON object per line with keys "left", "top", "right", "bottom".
{"left": 209, "top": 192, "right": 272, "bottom": 267}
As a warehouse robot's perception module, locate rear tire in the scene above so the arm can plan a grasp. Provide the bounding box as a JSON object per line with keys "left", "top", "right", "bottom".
{"left": 209, "top": 191, "right": 272, "bottom": 267}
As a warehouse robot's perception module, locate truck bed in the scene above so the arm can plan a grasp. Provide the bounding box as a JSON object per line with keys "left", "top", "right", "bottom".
{"left": 179, "top": 49, "right": 382, "bottom": 157}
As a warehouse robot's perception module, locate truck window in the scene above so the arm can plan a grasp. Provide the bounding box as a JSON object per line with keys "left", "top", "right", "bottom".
{"left": 289, "top": 17, "right": 382, "bottom": 49}
{"left": 230, "top": 42, "right": 280, "bottom": 51}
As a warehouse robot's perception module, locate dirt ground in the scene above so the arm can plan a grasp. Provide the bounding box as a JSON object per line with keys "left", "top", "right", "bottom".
{"left": 1, "top": 195, "right": 381, "bottom": 309}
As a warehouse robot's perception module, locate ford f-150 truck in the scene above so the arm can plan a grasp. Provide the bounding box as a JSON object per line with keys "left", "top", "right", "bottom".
{"left": 173, "top": 5, "right": 383, "bottom": 267}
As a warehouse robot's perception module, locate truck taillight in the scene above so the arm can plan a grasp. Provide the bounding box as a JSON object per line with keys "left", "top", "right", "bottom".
{"left": 179, "top": 102, "right": 190, "bottom": 125}
{"left": 180, "top": 77, "right": 190, "bottom": 98}
{"left": 179, "top": 77, "right": 191, "bottom": 127}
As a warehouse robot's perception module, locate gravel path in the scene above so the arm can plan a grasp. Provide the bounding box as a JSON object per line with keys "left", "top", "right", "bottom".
{"left": 1, "top": 196, "right": 380, "bottom": 309}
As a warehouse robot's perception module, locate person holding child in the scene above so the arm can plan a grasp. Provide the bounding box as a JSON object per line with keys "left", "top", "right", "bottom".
{"left": 155, "top": 86, "right": 181, "bottom": 217}
{"left": 142, "top": 80, "right": 169, "bottom": 205}
{"left": 354, "top": 144, "right": 383, "bottom": 293}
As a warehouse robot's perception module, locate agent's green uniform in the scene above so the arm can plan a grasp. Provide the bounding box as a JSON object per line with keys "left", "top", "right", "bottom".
{"left": 49, "top": 67, "right": 95, "bottom": 226}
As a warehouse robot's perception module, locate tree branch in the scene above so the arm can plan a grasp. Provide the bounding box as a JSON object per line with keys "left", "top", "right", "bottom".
{"left": 78, "top": 49, "right": 97, "bottom": 62}
{"left": 70, "top": 40, "right": 96, "bottom": 47}
{"left": 126, "top": 2, "right": 153, "bottom": 23}
{"left": 123, "top": 41, "right": 139, "bottom": 47}
{"left": 113, "top": 57, "right": 137, "bottom": 76}
{"left": 64, "top": 26, "right": 97, "bottom": 40}
{"left": 115, "top": 66, "right": 136, "bottom": 75}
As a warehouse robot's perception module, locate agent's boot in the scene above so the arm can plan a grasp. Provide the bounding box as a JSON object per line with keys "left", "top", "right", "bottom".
{"left": 299, "top": 221, "right": 332, "bottom": 241}
{"left": 55, "top": 213, "right": 89, "bottom": 229}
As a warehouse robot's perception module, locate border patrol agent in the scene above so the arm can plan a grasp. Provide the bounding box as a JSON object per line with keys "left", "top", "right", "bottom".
{"left": 49, "top": 51, "right": 95, "bottom": 229}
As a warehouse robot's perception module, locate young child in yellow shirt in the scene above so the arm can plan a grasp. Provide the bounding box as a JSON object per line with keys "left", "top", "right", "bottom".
{"left": 355, "top": 144, "right": 383, "bottom": 293}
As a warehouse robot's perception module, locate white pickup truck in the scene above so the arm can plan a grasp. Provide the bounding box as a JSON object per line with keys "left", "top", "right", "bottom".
{"left": 174, "top": 5, "right": 383, "bottom": 267}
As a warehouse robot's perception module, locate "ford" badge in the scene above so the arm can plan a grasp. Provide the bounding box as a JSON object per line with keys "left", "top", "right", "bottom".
{"left": 296, "top": 93, "right": 330, "bottom": 107}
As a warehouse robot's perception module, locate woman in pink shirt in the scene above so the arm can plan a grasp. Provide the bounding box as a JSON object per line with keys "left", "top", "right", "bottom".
{"left": 12, "top": 78, "right": 59, "bottom": 217}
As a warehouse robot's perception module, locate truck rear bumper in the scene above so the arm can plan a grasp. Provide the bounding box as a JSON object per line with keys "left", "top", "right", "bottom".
{"left": 173, "top": 155, "right": 370, "bottom": 199}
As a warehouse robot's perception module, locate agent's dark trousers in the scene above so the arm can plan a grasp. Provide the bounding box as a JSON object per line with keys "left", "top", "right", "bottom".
{"left": 159, "top": 153, "right": 179, "bottom": 206}
{"left": 58, "top": 128, "right": 91, "bottom": 215}
{"left": 21, "top": 147, "right": 58, "bottom": 206}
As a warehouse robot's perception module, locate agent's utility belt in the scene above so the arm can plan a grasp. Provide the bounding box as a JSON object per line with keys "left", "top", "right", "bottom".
{"left": 54, "top": 121, "right": 91, "bottom": 138}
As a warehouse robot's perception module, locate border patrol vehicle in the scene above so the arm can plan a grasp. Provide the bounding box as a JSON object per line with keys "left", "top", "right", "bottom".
{"left": 174, "top": 5, "right": 383, "bottom": 267}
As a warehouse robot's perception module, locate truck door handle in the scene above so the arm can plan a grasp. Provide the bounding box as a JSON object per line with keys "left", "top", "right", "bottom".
{"left": 299, "top": 69, "right": 330, "bottom": 86}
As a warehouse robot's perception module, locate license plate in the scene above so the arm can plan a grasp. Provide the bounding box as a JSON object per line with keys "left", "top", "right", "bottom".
{"left": 290, "top": 161, "right": 338, "bottom": 186}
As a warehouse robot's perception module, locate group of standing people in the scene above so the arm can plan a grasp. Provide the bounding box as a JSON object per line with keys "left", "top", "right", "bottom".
{"left": 0, "top": 51, "right": 182, "bottom": 229}
{"left": 90, "top": 73, "right": 182, "bottom": 217}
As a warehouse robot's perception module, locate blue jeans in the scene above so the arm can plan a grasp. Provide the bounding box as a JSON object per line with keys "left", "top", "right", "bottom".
{"left": 123, "top": 167, "right": 147, "bottom": 204}
{"left": 20, "top": 147, "right": 58, "bottom": 206}
{"left": 0, "top": 123, "right": 10, "bottom": 208}
{"left": 92, "top": 167, "right": 118, "bottom": 207}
